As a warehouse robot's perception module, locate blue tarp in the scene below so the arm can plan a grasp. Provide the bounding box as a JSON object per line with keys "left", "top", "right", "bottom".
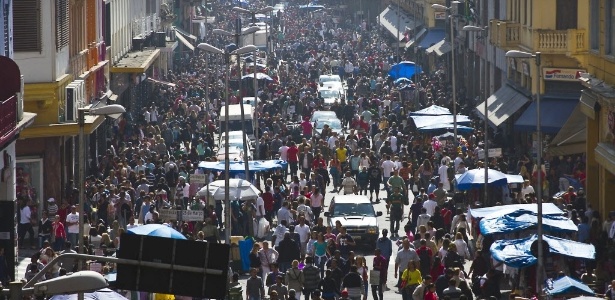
{"left": 455, "top": 168, "right": 509, "bottom": 190}
{"left": 418, "top": 29, "right": 446, "bottom": 49}
{"left": 469, "top": 203, "right": 564, "bottom": 219}
{"left": 239, "top": 239, "right": 254, "bottom": 271}
{"left": 127, "top": 224, "right": 187, "bottom": 240}
{"left": 514, "top": 98, "right": 578, "bottom": 134}
{"left": 410, "top": 105, "right": 451, "bottom": 116}
{"left": 479, "top": 210, "right": 578, "bottom": 236}
{"left": 545, "top": 276, "right": 595, "bottom": 296}
{"left": 490, "top": 234, "right": 596, "bottom": 268}
{"left": 388, "top": 61, "right": 422, "bottom": 80}
{"left": 410, "top": 115, "right": 471, "bottom": 129}
{"left": 418, "top": 123, "right": 474, "bottom": 133}
{"left": 198, "top": 160, "right": 286, "bottom": 177}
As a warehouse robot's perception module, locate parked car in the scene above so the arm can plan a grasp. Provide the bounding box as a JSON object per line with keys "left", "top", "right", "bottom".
{"left": 325, "top": 195, "right": 382, "bottom": 248}
{"left": 314, "top": 118, "right": 344, "bottom": 137}
{"left": 310, "top": 110, "right": 337, "bottom": 122}
{"left": 216, "top": 146, "right": 246, "bottom": 161}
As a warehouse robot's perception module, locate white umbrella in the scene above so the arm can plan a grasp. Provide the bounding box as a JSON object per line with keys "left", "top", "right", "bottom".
{"left": 197, "top": 179, "right": 260, "bottom": 200}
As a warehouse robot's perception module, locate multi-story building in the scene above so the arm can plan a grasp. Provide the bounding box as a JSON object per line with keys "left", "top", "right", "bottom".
{"left": 578, "top": 0, "right": 615, "bottom": 215}
{"left": 0, "top": 0, "right": 37, "bottom": 282}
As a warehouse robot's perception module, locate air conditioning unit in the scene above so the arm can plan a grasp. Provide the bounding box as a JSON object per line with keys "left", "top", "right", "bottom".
{"left": 64, "top": 80, "right": 85, "bottom": 122}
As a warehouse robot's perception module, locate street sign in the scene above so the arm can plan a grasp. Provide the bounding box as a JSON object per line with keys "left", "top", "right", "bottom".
{"left": 116, "top": 234, "right": 230, "bottom": 299}
{"left": 159, "top": 209, "right": 205, "bottom": 222}
{"left": 190, "top": 174, "right": 207, "bottom": 184}
{"left": 488, "top": 148, "right": 502, "bottom": 157}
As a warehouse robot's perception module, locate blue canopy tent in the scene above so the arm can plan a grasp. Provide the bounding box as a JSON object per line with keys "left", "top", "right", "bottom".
{"left": 545, "top": 276, "right": 596, "bottom": 297}
{"left": 198, "top": 160, "right": 286, "bottom": 179}
{"left": 394, "top": 77, "right": 413, "bottom": 85}
{"left": 469, "top": 203, "right": 564, "bottom": 219}
{"left": 418, "top": 123, "right": 474, "bottom": 133}
{"left": 410, "top": 105, "right": 451, "bottom": 116}
{"left": 299, "top": 4, "right": 325, "bottom": 10}
{"left": 454, "top": 168, "right": 509, "bottom": 190}
{"left": 388, "top": 61, "right": 422, "bottom": 80}
{"left": 127, "top": 224, "right": 187, "bottom": 240}
{"left": 490, "top": 234, "right": 595, "bottom": 268}
{"left": 410, "top": 115, "right": 471, "bottom": 129}
{"left": 479, "top": 210, "right": 578, "bottom": 236}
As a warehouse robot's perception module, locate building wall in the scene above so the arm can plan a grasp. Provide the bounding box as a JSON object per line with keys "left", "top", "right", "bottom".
{"left": 110, "top": 0, "right": 131, "bottom": 64}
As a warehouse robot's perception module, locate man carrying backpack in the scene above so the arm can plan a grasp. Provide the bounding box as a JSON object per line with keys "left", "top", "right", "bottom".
{"left": 416, "top": 239, "right": 433, "bottom": 276}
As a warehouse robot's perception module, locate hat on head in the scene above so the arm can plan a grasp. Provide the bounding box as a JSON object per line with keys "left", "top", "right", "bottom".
{"left": 47, "top": 198, "right": 55, "bottom": 203}
{"left": 429, "top": 193, "right": 435, "bottom": 199}
{"left": 341, "top": 290, "right": 349, "bottom": 297}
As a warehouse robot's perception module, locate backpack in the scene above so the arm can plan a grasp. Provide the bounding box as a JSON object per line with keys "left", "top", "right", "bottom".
{"left": 121, "top": 202, "right": 132, "bottom": 219}
{"left": 418, "top": 247, "right": 432, "bottom": 273}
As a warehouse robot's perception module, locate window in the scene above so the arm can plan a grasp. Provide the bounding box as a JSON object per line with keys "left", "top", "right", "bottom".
{"left": 590, "top": 0, "right": 599, "bottom": 50}
{"left": 13, "top": 0, "right": 41, "bottom": 52}
{"left": 56, "top": 0, "right": 69, "bottom": 50}
{"left": 608, "top": 0, "right": 615, "bottom": 55}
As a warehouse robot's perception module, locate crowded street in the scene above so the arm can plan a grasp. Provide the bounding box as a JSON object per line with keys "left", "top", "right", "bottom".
{"left": 2, "top": 0, "right": 611, "bottom": 300}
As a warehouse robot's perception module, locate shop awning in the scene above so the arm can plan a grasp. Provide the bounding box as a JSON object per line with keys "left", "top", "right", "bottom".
{"left": 418, "top": 29, "right": 445, "bottom": 49}
{"left": 110, "top": 49, "right": 160, "bottom": 73}
{"left": 20, "top": 115, "right": 106, "bottom": 139}
{"left": 595, "top": 143, "right": 615, "bottom": 175}
{"left": 548, "top": 104, "right": 586, "bottom": 156}
{"left": 406, "top": 28, "right": 426, "bottom": 49}
{"left": 425, "top": 39, "right": 452, "bottom": 56}
{"left": 378, "top": 6, "right": 420, "bottom": 41}
{"left": 475, "top": 85, "right": 529, "bottom": 127}
{"left": 172, "top": 26, "right": 197, "bottom": 42}
{"left": 579, "top": 90, "right": 598, "bottom": 119}
{"left": 514, "top": 98, "right": 578, "bottom": 134}
{"left": 174, "top": 30, "right": 195, "bottom": 51}
{"left": 147, "top": 78, "right": 177, "bottom": 88}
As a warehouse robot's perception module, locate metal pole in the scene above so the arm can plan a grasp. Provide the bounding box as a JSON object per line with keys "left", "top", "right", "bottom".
{"left": 396, "top": 0, "right": 401, "bottom": 63}
{"left": 77, "top": 109, "right": 86, "bottom": 262}
{"left": 225, "top": 55, "right": 232, "bottom": 245}
{"left": 235, "top": 29, "right": 251, "bottom": 180}
{"left": 450, "top": 10, "right": 458, "bottom": 146}
{"left": 254, "top": 50, "right": 259, "bottom": 160}
{"left": 535, "top": 52, "right": 543, "bottom": 294}
{"left": 483, "top": 29, "right": 488, "bottom": 205}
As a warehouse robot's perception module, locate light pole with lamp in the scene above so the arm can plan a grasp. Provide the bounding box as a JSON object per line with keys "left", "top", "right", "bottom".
{"left": 432, "top": 2, "right": 460, "bottom": 146}
{"left": 232, "top": 6, "right": 274, "bottom": 161}
{"left": 462, "top": 25, "right": 489, "bottom": 204}
{"left": 506, "top": 50, "right": 543, "bottom": 293}
{"left": 213, "top": 26, "right": 260, "bottom": 178}
{"left": 77, "top": 104, "right": 125, "bottom": 257}
{"left": 197, "top": 42, "right": 258, "bottom": 244}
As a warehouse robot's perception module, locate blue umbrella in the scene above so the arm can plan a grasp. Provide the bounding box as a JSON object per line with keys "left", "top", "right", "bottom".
{"left": 127, "top": 224, "right": 187, "bottom": 240}
{"left": 455, "top": 168, "right": 508, "bottom": 190}
{"left": 49, "top": 288, "right": 127, "bottom": 300}
{"left": 388, "top": 61, "right": 422, "bottom": 80}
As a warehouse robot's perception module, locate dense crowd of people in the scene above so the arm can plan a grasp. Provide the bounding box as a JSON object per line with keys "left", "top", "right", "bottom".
{"left": 11, "top": 1, "right": 613, "bottom": 300}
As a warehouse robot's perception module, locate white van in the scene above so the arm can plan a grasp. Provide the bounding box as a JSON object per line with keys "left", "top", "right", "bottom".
{"left": 219, "top": 104, "right": 255, "bottom": 141}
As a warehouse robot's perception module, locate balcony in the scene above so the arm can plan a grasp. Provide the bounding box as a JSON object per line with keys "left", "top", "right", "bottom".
{"left": 489, "top": 19, "right": 588, "bottom": 56}
{"left": 69, "top": 49, "right": 89, "bottom": 79}
{"left": 0, "top": 95, "right": 17, "bottom": 142}
{"left": 489, "top": 19, "right": 520, "bottom": 49}
{"left": 533, "top": 29, "right": 587, "bottom": 55}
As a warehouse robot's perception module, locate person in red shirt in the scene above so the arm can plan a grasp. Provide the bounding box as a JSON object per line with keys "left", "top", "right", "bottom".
{"left": 287, "top": 141, "right": 299, "bottom": 176}
{"left": 52, "top": 215, "right": 66, "bottom": 252}
{"left": 301, "top": 118, "right": 313, "bottom": 139}
{"left": 372, "top": 248, "right": 388, "bottom": 299}
{"left": 262, "top": 186, "right": 275, "bottom": 223}
{"left": 312, "top": 153, "right": 327, "bottom": 170}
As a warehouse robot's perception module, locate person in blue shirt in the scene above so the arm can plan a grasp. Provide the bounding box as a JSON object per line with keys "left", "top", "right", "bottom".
{"left": 427, "top": 178, "right": 438, "bottom": 195}
{"left": 375, "top": 229, "right": 393, "bottom": 261}
{"left": 577, "top": 215, "right": 591, "bottom": 243}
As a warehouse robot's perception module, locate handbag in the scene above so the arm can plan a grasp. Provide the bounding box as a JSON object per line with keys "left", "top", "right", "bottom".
{"left": 369, "top": 270, "right": 380, "bottom": 285}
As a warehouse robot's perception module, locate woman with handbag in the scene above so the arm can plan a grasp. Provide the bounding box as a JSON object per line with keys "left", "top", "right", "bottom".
{"left": 401, "top": 261, "right": 422, "bottom": 300}
{"left": 356, "top": 256, "right": 369, "bottom": 300}
{"left": 371, "top": 249, "right": 387, "bottom": 300}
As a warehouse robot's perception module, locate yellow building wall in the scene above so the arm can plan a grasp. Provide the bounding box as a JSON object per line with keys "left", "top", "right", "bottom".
{"left": 23, "top": 75, "right": 72, "bottom": 126}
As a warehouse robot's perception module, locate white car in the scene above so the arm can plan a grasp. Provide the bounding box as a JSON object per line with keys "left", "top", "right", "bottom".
{"left": 310, "top": 110, "right": 337, "bottom": 122}
{"left": 318, "top": 74, "right": 342, "bottom": 86}
{"left": 216, "top": 146, "right": 245, "bottom": 162}
{"left": 219, "top": 130, "right": 250, "bottom": 145}
{"left": 314, "top": 118, "right": 344, "bottom": 136}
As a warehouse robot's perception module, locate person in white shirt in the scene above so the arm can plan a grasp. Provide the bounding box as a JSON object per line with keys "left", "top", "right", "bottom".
{"left": 389, "top": 134, "right": 398, "bottom": 152}
{"left": 277, "top": 202, "right": 294, "bottom": 225}
{"left": 279, "top": 145, "right": 289, "bottom": 161}
{"left": 381, "top": 155, "right": 396, "bottom": 191}
{"left": 295, "top": 217, "right": 311, "bottom": 255}
{"left": 255, "top": 195, "right": 266, "bottom": 218}
{"left": 258, "top": 241, "right": 279, "bottom": 281}
{"left": 454, "top": 155, "right": 464, "bottom": 170}
{"left": 273, "top": 220, "right": 290, "bottom": 247}
{"left": 340, "top": 171, "right": 357, "bottom": 195}
{"left": 327, "top": 133, "right": 339, "bottom": 150}
{"left": 438, "top": 161, "right": 451, "bottom": 191}
{"left": 18, "top": 200, "right": 35, "bottom": 249}
{"left": 422, "top": 195, "right": 438, "bottom": 216}
{"left": 65, "top": 206, "right": 80, "bottom": 247}
{"left": 520, "top": 180, "right": 535, "bottom": 199}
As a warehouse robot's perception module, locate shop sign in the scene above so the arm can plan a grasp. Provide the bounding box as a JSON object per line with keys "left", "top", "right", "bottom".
{"left": 190, "top": 174, "right": 207, "bottom": 184}
{"left": 543, "top": 68, "right": 586, "bottom": 82}
{"left": 435, "top": 12, "right": 446, "bottom": 20}
{"left": 159, "top": 209, "right": 205, "bottom": 222}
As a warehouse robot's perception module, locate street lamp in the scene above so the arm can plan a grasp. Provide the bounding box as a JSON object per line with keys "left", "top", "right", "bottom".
{"left": 78, "top": 104, "right": 126, "bottom": 259}
{"left": 506, "top": 49, "right": 543, "bottom": 294}
{"left": 233, "top": 6, "right": 274, "bottom": 160}
{"left": 197, "top": 42, "right": 257, "bottom": 244}
{"left": 462, "top": 25, "right": 489, "bottom": 204}
{"left": 432, "top": 2, "right": 460, "bottom": 146}
{"left": 213, "top": 26, "right": 260, "bottom": 178}
{"left": 2, "top": 271, "right": 107, "bottom": 299}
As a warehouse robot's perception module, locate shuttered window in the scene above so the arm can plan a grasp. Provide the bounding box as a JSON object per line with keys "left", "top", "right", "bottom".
{"left": 56, "top": 0, "right": 69, "bottom": 50}
{"left": 13, "top": 0, "right": 41, "bottom": 52}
